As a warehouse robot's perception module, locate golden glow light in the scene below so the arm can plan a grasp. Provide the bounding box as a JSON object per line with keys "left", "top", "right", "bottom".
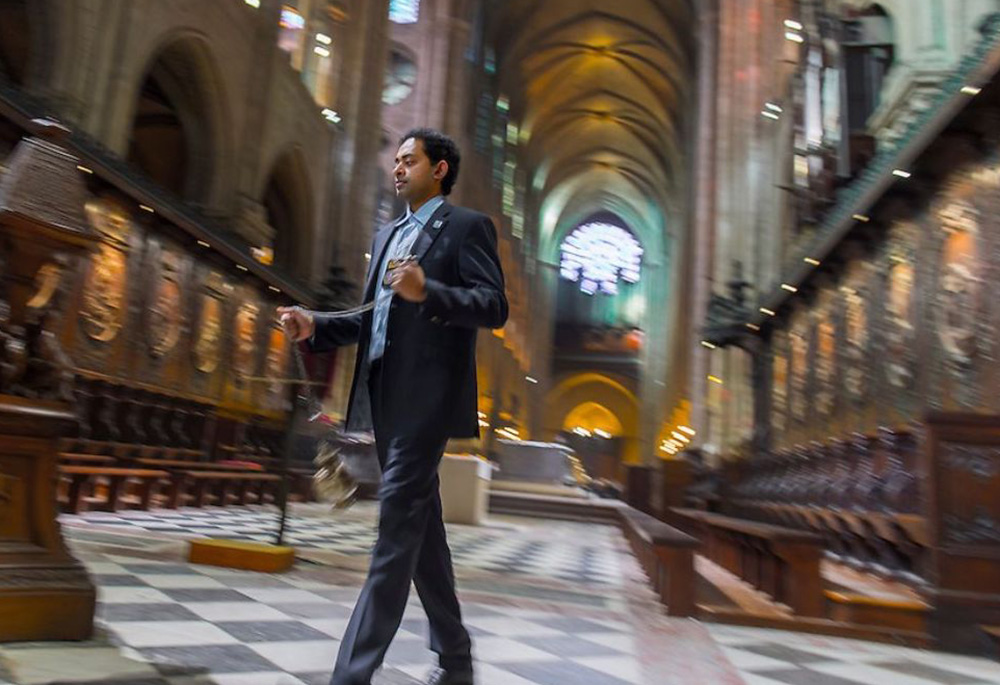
{"left": 804, "top": 257, "right": 821, "bottom": 266}
{"left": 781, "top": 284, "right": 798, "bottom": 293}
{"left": 760, "top": 307, "right": 776, "bottom": 316}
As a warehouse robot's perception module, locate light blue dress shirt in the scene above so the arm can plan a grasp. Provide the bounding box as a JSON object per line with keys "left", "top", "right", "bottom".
{"left": 368, "top": 195, "right": 445, "bottom": 361}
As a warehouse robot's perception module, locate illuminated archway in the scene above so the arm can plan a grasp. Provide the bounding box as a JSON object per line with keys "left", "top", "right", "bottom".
{"left": 562, "top": 402, "right": 623, "bottom": 436}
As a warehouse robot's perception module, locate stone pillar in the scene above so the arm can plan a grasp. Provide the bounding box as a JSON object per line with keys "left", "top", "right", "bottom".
{"left": 690, "top": 0, "right": 719, "bottom": 446}
{"left": 330, "top": 0, "right": 391, "bottom": 286}
{"left": 0, "top": 120, "right": 99, "bottom": 641}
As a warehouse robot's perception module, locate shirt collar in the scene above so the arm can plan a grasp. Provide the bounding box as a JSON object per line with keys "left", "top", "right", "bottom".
{"left": 405, "top": 195, "right": 445, "bottom": 229}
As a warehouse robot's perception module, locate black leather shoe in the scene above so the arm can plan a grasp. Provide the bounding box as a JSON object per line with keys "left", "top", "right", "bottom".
{"left": 425, "top": 667, "right": 474, "bottom": 685}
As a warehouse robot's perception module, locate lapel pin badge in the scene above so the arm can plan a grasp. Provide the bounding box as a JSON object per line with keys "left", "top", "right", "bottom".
{"left": 433, "top": 220, "right": 443, "bottom": 229}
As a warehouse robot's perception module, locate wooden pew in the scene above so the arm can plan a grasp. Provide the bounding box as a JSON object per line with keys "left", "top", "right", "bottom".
{"left": 59, "top": 453, "right": 117, "bottom": 465}
{"left": 671, "top": 508, "right": 824, "bottom": 617}
{"left": 59, "top": 466, "right": 170, "bottom": 514}
{"left": 169, "top": 471, "right": 281, "bottom": 508}
{"left": 617, "top": 506, "right": 700, "bottom": 617}
{"left": 134, "top": 458, "right": 262, "bottom": 472}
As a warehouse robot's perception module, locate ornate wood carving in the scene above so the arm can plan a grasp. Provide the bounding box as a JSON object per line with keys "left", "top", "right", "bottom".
{"left": 0, "top": 120, "right": 96, "bottom": 641}
{"left": 148, "top": 250, "right": 183, "bottom": 360}
{"left": 79, "top": 198, "right": 131, "bottom": 345}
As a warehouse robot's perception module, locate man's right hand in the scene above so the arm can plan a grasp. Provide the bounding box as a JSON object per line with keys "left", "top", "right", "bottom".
{"left": 277, "top": 306, "right": 315, "bottom": 342}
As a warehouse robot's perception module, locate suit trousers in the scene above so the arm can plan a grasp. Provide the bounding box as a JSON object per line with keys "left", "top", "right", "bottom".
{"left": 330, "top": 358, "right": 473, "bottom": 685}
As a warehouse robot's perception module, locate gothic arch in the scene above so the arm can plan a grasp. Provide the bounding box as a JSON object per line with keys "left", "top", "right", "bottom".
{"left": 261, "top": 147, "right": 315, "bottom": 275}
{"left": 544, "top": 372, "right": 641, "bottom": 463}
{"left": 0, "top": 0, "right": 57, "bottom": 88}
{"left": 124, "top": 32, "right": 234, "bottom": 207}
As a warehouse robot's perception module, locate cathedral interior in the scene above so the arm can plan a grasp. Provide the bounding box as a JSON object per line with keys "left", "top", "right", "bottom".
{"left": 3, "top": 0, "right": 1000, "bottom": 684}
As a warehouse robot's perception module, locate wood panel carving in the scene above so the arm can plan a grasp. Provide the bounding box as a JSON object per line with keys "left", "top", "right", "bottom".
{"left": 789, "top": 319, "right": 808, "bottom": 424}
{"left": 772, "top": 332, "right": 788, "bottom": 434}
{"left": 148, "top": 251, "right": 183, "bottom": 360}
{"left": 923, "top": 414, "right": 1000, "bottom": 654}
{"left": 0, "top": 460, "right": 26, "bottom": 540}
{"left": 884, "top": 222, "right": 917, "bottom": 393}
{"left": 224, "top": 288, "right": 264, "bottom": 409}
{"left": 936, "top": 198, "right": 982, "bottom": 372}
{"left": 194, "top": 296, "right": 222, "bottom": 375}
{"left": 0, "top": 120, "right": 97, "bottom": 641}
{"left": 842, "top": 279, "right": 869, "bottom": 406}
{"left": 264, "top": 326, "right": 291, "bottom": 412}
{"left": 233, "top": 301, "right": 260, "bottom": 383}
{"left": 814, "top": 293, "right": 836, "bottom": 419}
{"left": 80, "top": 198, "right": 130, "bottom": 344}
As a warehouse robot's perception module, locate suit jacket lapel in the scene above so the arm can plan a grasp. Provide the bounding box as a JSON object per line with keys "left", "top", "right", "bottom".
{"left": 412, "top": 202, "right": 451, "bottom": 266}
{"left": 363, "top": 215, "right": 407, "bottom": 301}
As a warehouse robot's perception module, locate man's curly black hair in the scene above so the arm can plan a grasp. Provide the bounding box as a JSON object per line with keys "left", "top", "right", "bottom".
{"left": 399, "top": 128, "right": 461, "bottom": 196}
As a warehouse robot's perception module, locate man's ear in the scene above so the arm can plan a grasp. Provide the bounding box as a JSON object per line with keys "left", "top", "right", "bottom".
{"left": 434, "top": 160, "right": 449, "bottom": 181}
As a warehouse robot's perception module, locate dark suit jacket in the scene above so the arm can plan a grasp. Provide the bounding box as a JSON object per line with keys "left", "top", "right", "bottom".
{"left": 307, "top": 202, "right": 508, "bottom": 439}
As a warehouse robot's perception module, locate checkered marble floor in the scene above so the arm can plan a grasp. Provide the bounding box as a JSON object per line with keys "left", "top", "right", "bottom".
{"left": 708, "top": 624, "right": 1000, "bottom": 685}
{"left": 59, "top": 503, "right": 625, "bottom": 587}
{"left": 0, "top": 542, "right": 730, "bottom": 685}
{"left": 5, "top": 506, "right": 1000, "bottom": 685}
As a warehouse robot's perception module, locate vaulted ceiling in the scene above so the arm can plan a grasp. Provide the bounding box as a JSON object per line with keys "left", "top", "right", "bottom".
{"left": 487, "top": 0, "right": 697, "bottom": 256}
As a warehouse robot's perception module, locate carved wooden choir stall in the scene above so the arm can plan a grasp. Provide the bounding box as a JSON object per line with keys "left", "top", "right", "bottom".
{"left": 0, "top": 120, "right": 98, "bottom": 641}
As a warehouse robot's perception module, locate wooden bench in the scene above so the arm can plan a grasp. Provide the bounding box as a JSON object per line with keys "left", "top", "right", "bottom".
{"left": 169, "top": 470, "right": 281, "bottom": 508}
{"left": 617, "top": 507, "right": 700, "bottom": 617}
{"left": 59, "top": 453, "right": 117, "bottom": 465}
{"left": 671, "top": 507, "right": 824, "bottom": 617}
{"left": 59, "top": 466, "right": 170, "bottom": 514}
{"left": 134, "top": 458, "right": 263, "bottom": 472}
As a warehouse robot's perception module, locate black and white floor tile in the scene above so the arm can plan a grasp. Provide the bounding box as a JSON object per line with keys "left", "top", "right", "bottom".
{"left": 59, "top": 504, "right": 625, "bottom": 587}
{"left": 5, "top": 506, "right": 997, "bottom": 685}
{"left": 708, "top": 624, "right": 1000, "bottom": 685}
{"left": 0, "top": 552, "right": 641, "bottom": 685}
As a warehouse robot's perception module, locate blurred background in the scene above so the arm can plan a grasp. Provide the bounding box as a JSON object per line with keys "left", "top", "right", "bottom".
{"left": 4, "top": 0, "right": 1000, "bottom": 675}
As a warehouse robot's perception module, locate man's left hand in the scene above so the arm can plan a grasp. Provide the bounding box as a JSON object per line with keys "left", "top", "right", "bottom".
{"left": 390, "top": 260, "right": 427, "bottom": 302}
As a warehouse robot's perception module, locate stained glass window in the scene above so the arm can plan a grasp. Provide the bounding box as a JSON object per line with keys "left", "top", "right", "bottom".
{"left": 278, "top": 6, "right": 305, "bottom": 55}
{"left": 560, "top": 222, "right": 643, "bottom": 295}
{"left": 389, "top": 0, "right": 420, "bottom": 24}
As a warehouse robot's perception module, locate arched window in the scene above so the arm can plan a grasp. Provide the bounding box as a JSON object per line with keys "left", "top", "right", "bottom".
{"left": 389, "top": 0, "right": 420, "bottom": 24}
{"left": 559, "top": 221, "right": 643, "bottom": 296}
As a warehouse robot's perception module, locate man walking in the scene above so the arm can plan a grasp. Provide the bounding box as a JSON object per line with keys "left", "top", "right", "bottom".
{"left": 279, "top": 128, "right": 508, "bottom": 685}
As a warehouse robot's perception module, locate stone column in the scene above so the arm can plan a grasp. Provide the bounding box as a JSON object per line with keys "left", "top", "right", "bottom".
{"left": 234, "top": 0, "right": 283, "bottom": 246}
{"left": 329, "top": 0, "right": 391, "bottom": 286}
{"left": 0, "top": 120, "right": 99, "bottom": 641}
{"left": 690, "top": 0, "right": 719, "bottom": 445}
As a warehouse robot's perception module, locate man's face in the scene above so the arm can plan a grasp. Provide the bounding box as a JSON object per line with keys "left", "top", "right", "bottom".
{"left": 393, "top": 137, "right": 445, "bottom": 206}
